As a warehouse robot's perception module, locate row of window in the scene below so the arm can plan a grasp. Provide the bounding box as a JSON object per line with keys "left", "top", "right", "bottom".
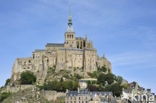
{"left": 23, "top": 67, "right": 31, "bottom": 69}
{"left": 66, "top": 41, "right": 74, "bottom": 44}
{"left": 66, "top": 101, "right": 88, "bottom": 103}
{"left": 67, "top": 96, "right": 88, "bottom": 100}
{"left": 67, "top": 35, "right": 74, "bottom": 39}
{"left": 23, "top": 60, "right": 31, "bottom": 65}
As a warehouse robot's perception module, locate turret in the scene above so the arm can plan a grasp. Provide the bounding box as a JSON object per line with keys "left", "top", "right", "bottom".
{"left": 85, "top": 34, "right": 88, "bottom": 48}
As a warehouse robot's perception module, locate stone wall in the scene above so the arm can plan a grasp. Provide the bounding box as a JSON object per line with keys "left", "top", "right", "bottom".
{"left": 41, "top": 90, "right": 66, "bottom": 101}
{"left": 11, "top": 40, "right": 112, "bottom": 83}
{"left": 1, "top": 85, "right": 34, "bottom": 93}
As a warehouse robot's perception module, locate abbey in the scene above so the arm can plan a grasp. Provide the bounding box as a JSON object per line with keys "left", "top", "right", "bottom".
{"left": 11, "top": 12, "right": 112, "bottom": 84}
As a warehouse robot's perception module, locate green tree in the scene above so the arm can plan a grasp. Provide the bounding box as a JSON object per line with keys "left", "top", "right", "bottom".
{"left": 5, "top": 79, "right": 11, "bottom": 86}
{"left": 98, "top": 73, "right": 106, "bottom": 85}
{"left": 110, "top": 83, "right": 122, "bottom": 97}
{"left": 97, "top": 73, "right": 115, "bottom": 85}
{"left": 20, "top": 71, "right": 36, "bottom": 84}
{"left": 105, "top": 73, "right": 115, "bottom": 84}
{"left": 115, "top": 76, "right": 123, "bottom": 84}
{"left": 104, "top": 83, "right": 122, "bottom": 97}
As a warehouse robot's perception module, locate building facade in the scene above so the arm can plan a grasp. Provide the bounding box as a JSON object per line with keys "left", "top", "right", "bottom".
{"left": 65, "top": 89, "right": 113, "bottom": 103}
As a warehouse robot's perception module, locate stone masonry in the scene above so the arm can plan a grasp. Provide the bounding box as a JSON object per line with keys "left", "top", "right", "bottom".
{"left": 10, "top": 11, "right": 112, "bottom": 85}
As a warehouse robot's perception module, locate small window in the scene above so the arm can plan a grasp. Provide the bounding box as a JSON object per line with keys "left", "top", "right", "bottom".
{"left": 33, "top": 54, "right": 35, "bottom": 59}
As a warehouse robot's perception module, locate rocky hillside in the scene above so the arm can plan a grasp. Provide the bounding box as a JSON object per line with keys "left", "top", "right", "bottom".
{"left": 2, "top": 87, "right": 65, "bottom": 103}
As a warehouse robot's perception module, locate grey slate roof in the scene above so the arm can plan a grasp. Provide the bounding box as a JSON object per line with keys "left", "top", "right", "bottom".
{"left": 76, "top": 37, "right": 83, "bottom": 40}
{"left": 92, "top": 91, "right": 112, "bottom": 96}
{"left": 66, "top": 89, "right": 90, "bottom": 96}
{"left": 60, "top": 48, "right": 95, "bottom": 51}
{"left": 67, "top": 25, "right": 74, "bottom": 32}
{"left": 46, "top": 43, "right": 64, "bottom": 47}
{"left": 34, "top": 49, "right": 46, "bottom": 52}
{"left": 66, "top": 89, "right": 112, "bottom": 97}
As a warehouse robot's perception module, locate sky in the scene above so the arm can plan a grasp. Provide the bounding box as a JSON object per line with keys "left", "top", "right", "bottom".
{"left": 0, "top": 0, "right": 156, "bottom": 93}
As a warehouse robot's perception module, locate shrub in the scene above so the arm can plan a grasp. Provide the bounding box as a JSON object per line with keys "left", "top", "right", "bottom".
{"left": 0, "top": 92, "right": 11, "bottom": 102}
{"left": 104, "top": 83, "right": 122, "bottom": 97}
{"left": 97, "top": 73, "right": 115, "bottom": 85}
{"left": 72, "top": 81, "right": 79, "bottom": 90}
{"left": 91, "top": 71, "right": 99, "bottom": 78}
{"left": 20, "top": 71, "right": 36, "bottom": 84}
{"left": 74, "top": 73, "right": 82, "bottom": 80}
{"left": 98, "top": 66, "right": 107, "bottom": 72}
{"left": 88, "top": 84, "right": 98, "bottom": 91}
{"left": 41, "top": 80, "right": 79, "bottom": 92}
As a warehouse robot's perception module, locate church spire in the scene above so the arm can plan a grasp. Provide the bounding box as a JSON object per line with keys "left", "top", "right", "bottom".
{"left": 68, "top": 0, "right": 72, "bottom": 25}
{"left": 66, "top": 0, "right": 74, "bottom": 33}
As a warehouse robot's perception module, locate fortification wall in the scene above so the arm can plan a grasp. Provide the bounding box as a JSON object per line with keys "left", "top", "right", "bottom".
{"left": 41, "top": 90, "right": 65, "bottom": 101}
{"left": 11, "top": 44, "right": 112, "bottom": 83}
{"left": 1, "top": 85, "right": 34, "bottom": 93}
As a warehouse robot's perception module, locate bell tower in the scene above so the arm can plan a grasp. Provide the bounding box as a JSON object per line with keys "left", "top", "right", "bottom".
{"left": 64, "top": 1, "right": 76, "bottom": 48}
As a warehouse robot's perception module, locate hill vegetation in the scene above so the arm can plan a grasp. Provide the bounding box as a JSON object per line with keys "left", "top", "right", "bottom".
{"left": 87, "top": 66, "right": 128, "bottom": 97}
{"left": 20, "top": 71, "right": 36, "bottom": 84}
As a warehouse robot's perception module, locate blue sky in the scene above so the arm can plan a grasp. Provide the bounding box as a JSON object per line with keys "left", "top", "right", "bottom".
{"left": 0, "top": 0, "right": 156, "bottom": 93}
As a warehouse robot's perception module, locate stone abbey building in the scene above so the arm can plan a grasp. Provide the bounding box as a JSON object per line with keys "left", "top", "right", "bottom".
{"left": 11, "top": 12, "right": 112, "bottom": 84}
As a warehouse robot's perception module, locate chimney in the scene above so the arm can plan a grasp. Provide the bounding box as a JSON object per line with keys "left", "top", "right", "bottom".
{"left": 78, "top": 88, "right": 80, "bottom": 93}
{"left": 66, "top": 89, "right": 69, "bottom": 93}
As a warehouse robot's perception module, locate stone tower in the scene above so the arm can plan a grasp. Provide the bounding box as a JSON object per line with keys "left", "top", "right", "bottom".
{"left": 64, "top": 4, "right": 76, "bottom": 48}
